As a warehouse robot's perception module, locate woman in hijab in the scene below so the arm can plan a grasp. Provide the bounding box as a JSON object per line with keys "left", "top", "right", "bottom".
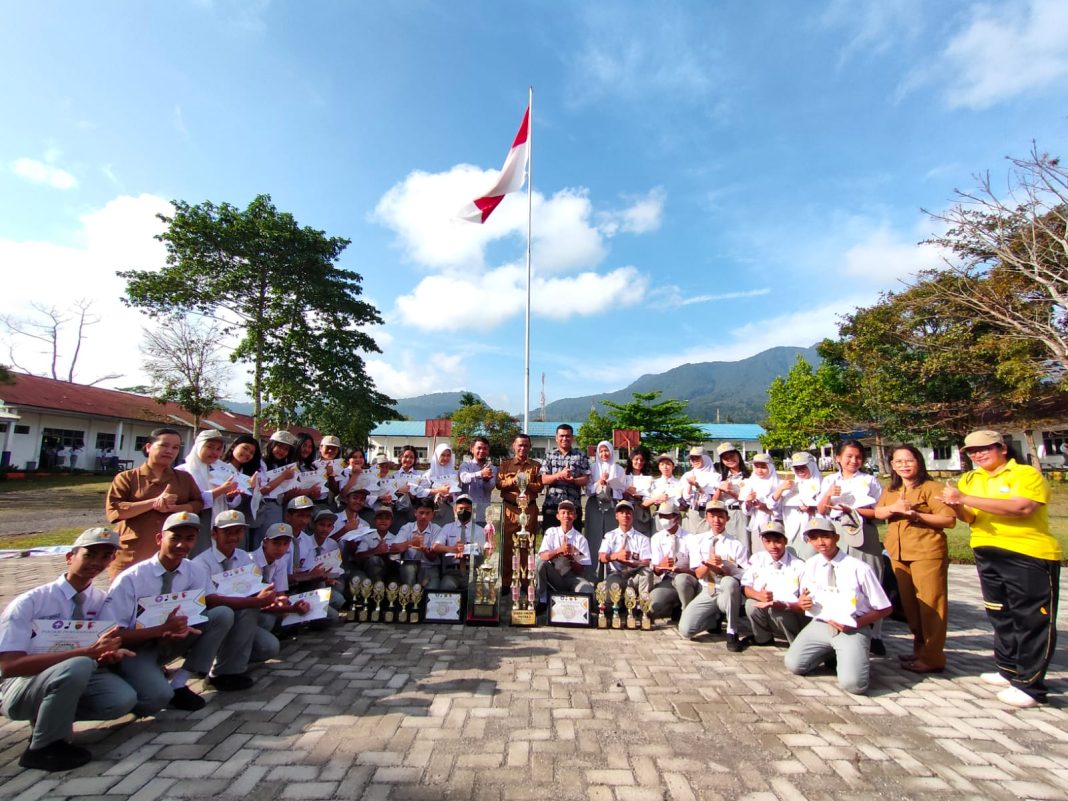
{"left": 177, "top": 429, "right": 238, "bottom": 555}
{"left": 585, "top": 441, "right": 627, "bottom": 560}
{"left": 422, "top": 443, "right": 460, "bottom": 526}
{"left": 680, "top": 448, "right": 717, "bottom": 534}
{"left": 773, "top": 451, "right": 822, "bottom": 558}
{"left": 740, "top": 453, "right": 781, "bottom": 558}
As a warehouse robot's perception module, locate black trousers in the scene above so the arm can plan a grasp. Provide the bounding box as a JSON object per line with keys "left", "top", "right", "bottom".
{"left": 974, "top": 546, "right": 1060, "bottom": 700}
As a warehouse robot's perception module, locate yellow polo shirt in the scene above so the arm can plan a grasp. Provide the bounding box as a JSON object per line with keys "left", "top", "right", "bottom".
{"left": 958, "top": 460, "right": 1061, "bottom": 561}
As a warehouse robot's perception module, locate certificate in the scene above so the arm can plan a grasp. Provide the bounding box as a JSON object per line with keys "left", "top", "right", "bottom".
{"left": 314, "top": 550, "right": 344, "bottom": 576}
{"left": 549, "top": 593, "right": 593, "bottom": 627}
{"left": 29, "top": 619, "right": 109, "bottom": 653}
{"left": 281, "top": 587, "right": 330, "bottom": 626}
{"left": 229, "top": 472, "right": 253, "bottom": 496}
{"left": 262, "top": 466, "right": 294, "bottom": 499}
{"left": 810, "top": 588, "right": 858, "bottom": 628}
{"left": 628, "top": 475, "right": 653, "bottom": 495}
{"left": 212, "top": 564, "right": 269, "bottom": 597}
{"left": 135, "top": 591, "right": 208, "bottom": 628}
{"left": 424, "top": 591, "right": 464, "bottom": 623}
{"left": 762, "top": 570, "right": 800, "bottom": 602}
{"left": 297, "top": 469, "right": 323, "bottom": 492}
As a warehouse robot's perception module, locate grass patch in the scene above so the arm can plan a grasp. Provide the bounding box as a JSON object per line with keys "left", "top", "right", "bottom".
{"left": 0, "top": 474, "right": 112, "bottom": 495}
{"left": 0, "top": 527, "right": 82, "bottom": 550}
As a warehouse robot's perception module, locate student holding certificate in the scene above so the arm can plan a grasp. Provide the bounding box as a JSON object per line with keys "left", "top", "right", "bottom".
{"left": 0, "top": 528, "right": 136, "bottom": 771}
{"left": 741, "top": 521, "right": 808, "bottom": 645}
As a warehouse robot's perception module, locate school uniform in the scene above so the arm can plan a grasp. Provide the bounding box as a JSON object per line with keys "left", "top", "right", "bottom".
{"left": 431, "top": 521, "right": 487, "bottom": 591}
{"left": 741, "top": 550, "right": 808, "bottom": 644}
{"left": 0, "top": 577, "right": 137, "bottom": 750}
{"left": 784, "top": 549, "right": 892, "bottom": 695}
{"left": 458, "top": 460, "right": 498, "bottom": 526}
{"left": 537, "top": 526, "right": 594, "bottom": 598}
{"left": 394, "top": 522, "right": 442, "bottom": 588}
{"left": 598, "top": 527, "right": 653, "bottom": 595}
{"left": 293, "top": 533, "right": 346, "bottom": 617}
{"left": 678, "top": 463, "right": 716, "bottom": 534}
{"left": 387, "top": 468, "right": 423, "bottom": 532}
{"left": 648, "top": 526, "right": 697, "bottom": 619}
{"left": 100, "top": 556, "right": 233, "bottom": 715}
{"left": 677, "top": 530, "right": 748, "bottom": 638}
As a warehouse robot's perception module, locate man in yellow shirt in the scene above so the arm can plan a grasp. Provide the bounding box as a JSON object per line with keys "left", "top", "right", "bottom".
{"left": 943, "top": 430, "right": 1062, "bottom": 708}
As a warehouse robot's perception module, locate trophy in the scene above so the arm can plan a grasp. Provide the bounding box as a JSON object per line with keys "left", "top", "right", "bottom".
{"left": 397, "top": 584, "right": 411, "bottom": 623}
{"left": 358, "top": 579, "right": 373, "bottom": 622}
{"left": 409, "top": 583, "right": 423, "bottom": 623}
{"left": 385, "top": 582, "right": 399, "bottom": 623}
{"left": 624, "top": 587, "right": 638, "bottom": 630}
{"left": 639, "top": 591, "right": 653, "bottom": 631}
{"left": 609, "top": 583, "right": 623, "bottom": 629}
{"left": 371, "top": 581, "right": 386, "bottom": 622}
{"left": 595, "top": 582, "right": 608, "bottom": 629}
{"left": 510, "top": 471, "right": 537, "bottom": 626}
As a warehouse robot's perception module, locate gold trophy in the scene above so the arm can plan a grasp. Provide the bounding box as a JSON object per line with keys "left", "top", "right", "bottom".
{"left": 397, "top": 584, "right": 411, "bottom": 623}
{"left": 609, "top": 583, "right": 623, "bottom": 629}
{"left": 410, "top": 583, "right": 423, "bottom": 623}
{"left": 358, "top": 578, "right": 373, "bottom": 622}
{"left": 639, "top": 591, "right": 653, "bottom": 630}
{"left": 624, "top": 587, "right": 638, "bottom": 630}
{"left": 595, "top": 582, "right": 608, "bottom": 629}
{"left": 510, "top": 471, "right": 537, "bottom": 626}
{"left": 371, "top": 581, "right": 386, "bottom": 622}
{"left": 385, "top": 581, "right": 399, "bottom": 623}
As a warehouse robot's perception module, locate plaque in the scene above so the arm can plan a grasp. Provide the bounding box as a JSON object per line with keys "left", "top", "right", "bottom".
{"left": 424, "top": 590, "right": 465, "bottom": 624}
{"left": 547, "top": 592, "right": 593, "bottom": 628}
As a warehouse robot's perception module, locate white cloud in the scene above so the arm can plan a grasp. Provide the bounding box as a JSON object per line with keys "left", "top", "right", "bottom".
{"left": 11, "top": 157, "right": 77, "bottom": 190}
{"left": 365, "top": 350, "right": 466, "bottom": 399}
{"left": 173, "top": 105, "right": 190, "bottom": 139}
{"left": 652, "top": 286, "right": 771, "bottom": 308}
{"left": 820, "top": 0, "right": 923, "bottom": 67}
{"left": 597, "top": 188, "right": 665, "bottom": 236}
{"left": 839, "top": 223, "right": 948, "bottom": 283}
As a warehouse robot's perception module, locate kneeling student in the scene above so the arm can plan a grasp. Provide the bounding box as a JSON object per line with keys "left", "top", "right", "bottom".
{"left": 0, "top": 527, "right": 137, "bottom": 771}
{"left": 101, "top": 512, "right": 234, "bottom": 715}
{"left": 784, "top": 519, "right": 892, "bottom": 695}
{"left": 293, "top": 508, "right": 346, "bottom": 620}
{"left": 250, "top": 524, "right": 313, "bottom": 627}
{"left": 431, "top": 495, "right": 488, "bottom": 591}
{"left": 647, "top": 500, "right": 696, "bottom": 620}
{"left": 537, "top": 499, "right": 594, "bottom": 599}
{"left": 741, "top": 521, "right": 807, "bottom": 645}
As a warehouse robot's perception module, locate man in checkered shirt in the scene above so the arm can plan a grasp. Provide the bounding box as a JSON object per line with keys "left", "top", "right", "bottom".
{"left": 540, "top": 424, "right": 590, "bottom": 533}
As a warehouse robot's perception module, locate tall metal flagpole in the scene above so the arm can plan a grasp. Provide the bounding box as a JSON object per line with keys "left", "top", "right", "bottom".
{"left": 523, "top": 86, "right": 533, "bottom": 435}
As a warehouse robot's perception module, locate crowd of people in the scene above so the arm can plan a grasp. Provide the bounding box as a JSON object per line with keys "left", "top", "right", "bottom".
{"left": 0, "top": 424, "right": 1060, "bottom": 773}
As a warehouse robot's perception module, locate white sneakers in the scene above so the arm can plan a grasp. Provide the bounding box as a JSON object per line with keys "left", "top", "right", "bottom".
{"left": 980, "top": 672, "right": 1010, "bottom": 687}
{"left": 996, "top": 686, "right": 1038, "bottom": 708}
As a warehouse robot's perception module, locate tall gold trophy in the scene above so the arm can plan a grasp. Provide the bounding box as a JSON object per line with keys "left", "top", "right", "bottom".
{"left": 510, "top": 471, "right": 537, "bottom": 626}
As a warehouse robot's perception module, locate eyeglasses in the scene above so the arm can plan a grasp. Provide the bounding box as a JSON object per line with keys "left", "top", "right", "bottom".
{"left": 891, "top": 459, "right": 917, "bottom": 466}
{"left": 965, "top": 445, "right": 998, "bottom": 454}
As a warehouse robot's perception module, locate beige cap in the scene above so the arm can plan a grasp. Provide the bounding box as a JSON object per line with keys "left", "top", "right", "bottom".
{"left": 313, "top": 508, "right": 338, "bottom": 522}
{"left": 268, "top": 430, "right": 298, "bottom": 447}
{"left": 657, "top": 500, "right": 679, "bottom": 516}
{"left": 263, "top": 523, "right": 294, "bottom": 540}
{"left": 704, "top": 500, "right": 729, "bottom": 515}
{"left": 803, "top": 518, "right": 836, "bottom": 538}
{"left": 615, "top": 499, "right": 634, "bottom": 512}
{"left": 962, "top": 430, "right": 1004, "bottom": 450}
{"left": 72, "top": 527, "right": 120, "bottom": 549}
{"left": 688, "top": 446, "right": 706, "bottom": 458}
{"left": 759, "top": 521, "right": 787, "bottom": 538}
{"left": 320, "top": 435, "right": 342, "bottom": 450}
{"left": 213, "top": 510, "right": 247, "bottom": 529}
{"left": 341, "top": 484, "right": 370, "bottom": 497}
{"left": 286, "top": 495, "right": 315, "bottom": 512}
{"left": 715, "top": 442, "right": 739, "bottom": 458}
{"left": 373, "top": 453, "right": 390, "bottom": 465}
{"left": 656, "top": 452, "right": 676, "bottom": 465}
{"left": 750, "top": 452, "right": 772, "bottom": 465}
{"left": 163, "top": 511, "right": 201, "bottom": 532}
{"left": 789, "top": 452, "right": 812, "bottom": 467}
{"left": 373, "top": 503, "right": 394, "bottom": 516}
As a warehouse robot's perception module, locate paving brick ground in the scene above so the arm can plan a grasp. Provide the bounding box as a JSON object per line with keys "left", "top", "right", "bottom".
{"left": 0, "top": 554, "right": 1065, "bottom": 801}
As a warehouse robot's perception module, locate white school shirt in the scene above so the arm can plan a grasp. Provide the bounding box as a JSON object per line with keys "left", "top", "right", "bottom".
{"left": 296, "top": 533, "right": 340, "bottom": 572}
{"left": 391, "top": 468, "right": 424, "bottom": 504}
{"left": 650, "top": 527, "right": 692, "bottom": 570}
{"left": 684, "top": 531, "right": 749, "bottom": 578}
{"left": 799, "top": 549, "right": 891, "bottom": 622}
{"left": 648, "top": 476, "right": 683, "bottom": 503}
{"left": 741, "top": 550, "right": 806, "bottom": 601}
{"left": 458, "top": 460, "right": 498, "bottom": 508}
{"left": 432, "top": 521, "right": 487, "bottom": 568}
{"left": 598, "top": 527, "right": 652, "bottom": 574}
{"left": 251, "top": 547, "right": 291, "bottom": 593}
{"left": 0, "top": 576, "right": 108, "bottom": 653}
{"left": 395, "top": 521, "right": 442, "bottom": 567}
{"left": 101, "top": 555, "right": 214, "bottom": 629}
{"left": 679, "top": 468, "right": 716, "bottom": 508}
{"left": 818, "top": 472, "right": 883, "bottom": 518}
{"left": 193, "top": 543, "right": 254, "bottom": 576}
{"left": 539, "top": 527, "right": 592, "bottom": 566}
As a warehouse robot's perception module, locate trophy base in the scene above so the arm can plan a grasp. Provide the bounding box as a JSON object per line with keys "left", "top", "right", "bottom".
{"left": 641, "top": 618, "right": 652, "bottom": 631}
{"left": 467, "top": 602, "right": 500, "bottom": 626}
{"left": 510, "top": 608, "right": 537, "bottom": 626}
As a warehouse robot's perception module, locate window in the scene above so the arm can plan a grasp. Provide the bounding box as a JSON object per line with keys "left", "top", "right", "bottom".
{"left": 0, "top": 423, "right": 5, "bottom": 433}
{"left": 1042, "top": 431, "right": 1068, "bottom": 457}
{"left": 931, "top": 444, "right": 952, "bottom": 461}
{"left": 41, "top": 427, "right": 86, "bottom": 448}
{"left": 530, "top": 447, "right": 546, "bottom": 461}
{"left": 95, "top": 433, "right": 116, "bottom": 450}
{"left": 15, "top": 425, "right": 29, "bottom": 435}
{"left": 134, "top": 436, "right": 152, "bottom": 453}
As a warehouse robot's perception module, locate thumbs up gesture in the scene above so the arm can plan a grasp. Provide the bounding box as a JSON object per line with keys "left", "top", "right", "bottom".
{"left": 153, "top": 484, "right": 179, "bottom": 512}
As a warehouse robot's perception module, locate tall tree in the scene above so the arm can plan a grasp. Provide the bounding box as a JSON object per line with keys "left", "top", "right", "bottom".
{"left": 120, "top": 194, "right": 394, "bottom": 437}
{"left": 140, "top": 316, "right": 228, "bottom": 430}
{"left": 577, "top": 392, "right": 705, "bottom": 455}
{"left": 761, "top": 356, "right": 843, "bottom": 452}
{"left": 450, "top": 402, "right": 520, "bottom": 459}
{"left": 0, "top": 299, "right": 120, "bottom": 385}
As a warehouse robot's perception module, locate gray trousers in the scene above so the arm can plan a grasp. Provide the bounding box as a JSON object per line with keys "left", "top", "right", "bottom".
{"left": 1, "top": 656, "right": 137, "bottom": 749}
{"left": 678, "top": 576, "right": 741, "bottom": 637}
{"left": 115, "top": 606, "right": 233, "bottom": 715}
{"left": 744, "top": 598, "right": 808, "bottom": 644}
{"left": 537, "top": 559, "right": 595, "bottom": 599}
{"left": 784, "top": 619, "right": 874, "bottom": 694}
{"left": 605, "top": 567, "right": 652, "bottom": 596}
{"left": 214, "top": 607, "right": 278, "bottom": 675}
{"left": 649, "top": 573, "right": 699, "bottom": 619}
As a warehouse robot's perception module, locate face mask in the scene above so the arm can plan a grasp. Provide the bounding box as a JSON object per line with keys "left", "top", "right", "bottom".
{"left": 456, "top": 509, "right": 473, "bottom": 524}
{"left": 656, "top": 516, "right": 673, "bottom": 531}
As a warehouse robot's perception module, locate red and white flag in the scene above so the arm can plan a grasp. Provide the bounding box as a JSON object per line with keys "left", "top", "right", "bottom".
{"left": 458, "top": 105, "right": 530, "bottom": 224}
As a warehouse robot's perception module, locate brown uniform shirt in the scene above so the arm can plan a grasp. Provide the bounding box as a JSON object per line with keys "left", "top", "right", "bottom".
{"left": 496, "top": 458, "right": 544, "bottom": 514}
{"left": 876, "top": 479, "right": 953, "bottom": 561}
{"left": 105, "top": 464, "right": 203, "bottom": 576}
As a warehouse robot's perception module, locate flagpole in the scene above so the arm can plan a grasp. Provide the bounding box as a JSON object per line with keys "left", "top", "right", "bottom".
{"left": 523, "top": 85, "right": 533, "bottom": 435}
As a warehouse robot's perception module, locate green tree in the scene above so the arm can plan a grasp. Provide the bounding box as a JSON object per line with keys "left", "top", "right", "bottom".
{"left": 458, "top": 391, "right": 480, "bottom": 407}
{"left": 119, "top": 194, "right": 394, "bottom": 437}
{"left": 450, "top": 402, "right": 520, "bottom": 459}
{"left": 761, "top": 356, "right": 842, "bottom": 452}
{"left": 141, "top": 316, "right": 226, "bottom": 430}
{"left": 577, "top": 392, "right": 704, "bottom": 455}
{"left": 0, "top": 365, "right": 13, "bottom": 384}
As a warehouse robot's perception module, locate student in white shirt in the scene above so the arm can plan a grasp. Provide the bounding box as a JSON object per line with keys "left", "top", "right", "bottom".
{"left": 644, "top": 453, "right": 682, "bottom": 515}
{"left": 339, "top": 504, "right": 390, "bottom": 588}
{"left": 385, "top": 446, "right": 423, "bottom": 533}
{"left": 622, "top": 448, "right": 654, "bottom": 534}
{"left": 291, "top": 507, "right": 346, "bottom": 621}
{"left": 430, "top": 495, "right": 488, "bottom": 591}
{"left": 0, "top": 528, "right": 136, "bottom": 772}
{"left": 647, "top": 500, "right": 697, "bottom": 620}
{"left": 773, "top": 451, "right": 822, "bottom": 558}
{"left": 711, "top": 442, "right": 751, "bottom": 544}
{"left": 393, "top": 497, "right": 442, "bottom": 587}
{"left": 458, "top": 437, "right": 498, "bottom": 527}
{"left": 537, "top": 499, "right": 594, "bottom": 599}
{"left": 597, "top": 500, "right": 653, "bottom": 595}
{"left": 422, "top": 444, "right": 460, "bottom": 526}
{"left": 679, "top": 447, "right": 717, "bottom": 534}
{"left": 741, "top": 521, "right": 808, "bottom": 645}
{"left": 784, "top": 518, "right": 892, "bottom": 695}
{"left": 740, "top": 453, "right": 780, "bottom": 558}
{"left": 587, "top": 441, "right": 627, "bottom": 558}
{"left": 250, "top": 524, "right": 313, "bottom": 627}
{"left": 678, "top": 501, "right": 749, "bottom": 651}
{"left": 177, "top": 429, "right": 240, "bottom": 557}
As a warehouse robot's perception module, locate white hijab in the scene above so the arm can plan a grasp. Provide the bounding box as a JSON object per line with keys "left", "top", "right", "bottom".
{"left": 588, "top": 441, "right": 625, "bottom": 497}
{"left": 427, "top": 443, "right": 457, "bottom": 480}
{"left": 178, "top": 430, "right": 228, "bottom": 518}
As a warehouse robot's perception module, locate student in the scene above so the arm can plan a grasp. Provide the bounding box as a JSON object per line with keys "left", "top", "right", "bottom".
{"left": 386, "top": 445, "right": 423, "bottom": 533}
{"left": 283, "top": 496, "right": 320, "bottom": 585}
{"left": 586, "top": 441, "right": 627, "bottom": 559}
{"left": 176, "top": 429, "right": 239, "bottom": 556}
{"left": 678, "top": 501, "right": 749, "bottom": 651}
{"left": 537, "top": 499, "right": 594, "bottom": 599}
{"left": 313, "top": 435, "right": 344, "bottom": 505}
{"left": 422, "top": 444, "right": 460, "bottom": 526}
{"left": 342, "top": 504, "right": 392, "bottom": 589}
{"left": 943, "top": 430, "right": 1061, "bottom": 707}
{"left": 647, "top": 500, "right": 697, "bottom": 620}
{"left": 101, "top": 511, "right": 235, "bottom": 715}
{"left": 0, "top": 528, "right": 137, "bottom": 771}
{"left": 458, "top": 437, "right": 498, "bottom": 527}
{"left": 331, "top": 485, "right": 375, "bottom": 541}
{"left": 679, "top": 447, "right": 717, "bottom": 534}
{"left": 258, "top": 431, "right": 301, "bottom": 543}
{"left": 644, "top": 453, "right": 682, "bottom": 515}
{"left": 598, "top": 500, "right": 653, "bottom": 596}
{"left": 394, "top": 497, "right": 442, "bottom": 587}
{"left": 711, "top": 442, "right": 751, "bottom": 544}
{"left": 774, "top": 452, "right": 822, "bottom": 558}
{"left": 740, "top": 453, "right": 781, "bottom": 558}
{"left": 741, "top": 521, "right": 808, "bottom": 645}
{"left": 622, "top": 448, "right": 654, "bottom": 535}
{"left": 293, "top": 508, "right": 346, "bottom": 619}
{"left": 784, "top": 519, "right": 892, "bottom": 695}
{"left": 192, "top": 510, "right": 283, "bottom": 688}
{"left": 105, "top": 427, "right": 203, "bottom": 577}
{"left": 431, "top": 495, "right": 488, "bottom": 591}
{"left": 218, "top": 434, "right": 263, "bottom": 544}
{"left": 250, "top": 524, "right": 312, "bottom": 624}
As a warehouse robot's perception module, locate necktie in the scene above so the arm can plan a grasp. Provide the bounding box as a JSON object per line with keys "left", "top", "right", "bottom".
{"left": 161, "top": 569, "right": 175, "bottom": 594}
{"left": 827, "top": 562, "right": 837, "bottom": 590}
{"left": 222, "top": 556, "right": 234, "bottom": 571}
{"left": 774, "top": 562, "right": 783, "bottom": 571}
{"left": 459, "top": 524, "right": 466, "bottom": 544}
{"left": 293, "top": 537, "right": 301, "bottom": 568}
{"left": 315, "top": 545, "right": 323, "bottom": 557}
{"left": 71, "top": 591, "right": 86, "bottom": 620}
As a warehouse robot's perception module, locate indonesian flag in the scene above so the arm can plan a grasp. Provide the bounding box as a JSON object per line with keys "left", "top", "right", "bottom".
{"left": 458, "top": 105, "right": 530, "bottom": 224}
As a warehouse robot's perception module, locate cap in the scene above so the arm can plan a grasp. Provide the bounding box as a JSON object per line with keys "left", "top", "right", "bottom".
{"left": 688, "top": 446, "right": 706, "bottom": 458}
{"left": 194, "top": 429, "right": 224, "bottom": 443}
{"left": 759, "top": 521, "right": 787, "bottom": 538}
{"left": 263, "top": 523, "right": 294, "bottom": 540}
{"left": 789, "top": 452, "right": 811, "bottom": 468}
{"left": 557, "top": 499, "right": 577, "bottom": 511}
{"left": 163, "top": 511, "right": 201, "bottom": 532}
{"left": 213, "top": 510, "right": 247, "bottom": 529}
{"left": 963, "top": 430, "right": 1004, "bottom": 450}
{"left": 750, "top": 452, "right": 772, "bottom": 465}
{"left": 454, "top": 494, "right": 473, "bottom": 505}
{"left": 313, "top": 508, "right": 338, "bottom": 522}
{"left": 268, "top": 430, "right": 298, "bottom": 447}
{"left": 320, "top": 435, "right": 342, "bottom": 450}
{"left": 803, "top": 518, "right": 836, "bottom": 538}
{"left": 72, "top": 527, "right": 120, "bottom": 549}
{"left": 704, "top": 500, "right": 729, "bottom": 515}
{"left": 341, "top": 484, "right": 370, "bottom": 497}
{"left": 373, "top": 503, "right": 394, "bottom": 516}
{"left": 615, "top": 499, "right": 634, "bottom": 512}
{"left": 373, "top": 453, "right": 390, "bottom": 465}
{"left": 657, "top": 499, "right": 679, "bottom": 516}
{"left": 715, "top": 442, "right": 739, "bottom": 458}
{"left": 656, "top": 452, "right": 676, "bottom": 465}
{"left": 286, "top": 495, "right": 315, "bottom": 512}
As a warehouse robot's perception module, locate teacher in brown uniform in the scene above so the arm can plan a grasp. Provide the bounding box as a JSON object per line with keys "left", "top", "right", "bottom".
{"left": 496, "top": 433, "right": 543, "bottom": 592}
{"left": 105, "top": 427, "right": 202, "bottom": 577}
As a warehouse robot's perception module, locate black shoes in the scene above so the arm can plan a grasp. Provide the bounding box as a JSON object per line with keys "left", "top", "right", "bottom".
{"left": 169, "top": 685, "right": 207, "bottom": 711}
{"left": 207, "top": 673, "right": 254, "bottom": 692}
{"left": 870, "top": 639, "right": 887, "bottom": 656}
{"left": 725, "top": 633, "right": 744, "bottom": 653}
{"left": 747, "top": 637, "right": 776, "bottom": 647}
{"left": 19, "top": 740, "right": 91, "bottom": 772}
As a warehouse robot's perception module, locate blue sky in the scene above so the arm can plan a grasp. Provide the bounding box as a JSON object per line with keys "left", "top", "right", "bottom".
{"left": 2, "top": 1, "right": 1067, "bottom": 417}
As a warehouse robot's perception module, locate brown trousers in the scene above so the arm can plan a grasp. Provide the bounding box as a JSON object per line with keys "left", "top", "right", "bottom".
{"left": 891, "top": 556, "right": 949, "bottom": 668}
